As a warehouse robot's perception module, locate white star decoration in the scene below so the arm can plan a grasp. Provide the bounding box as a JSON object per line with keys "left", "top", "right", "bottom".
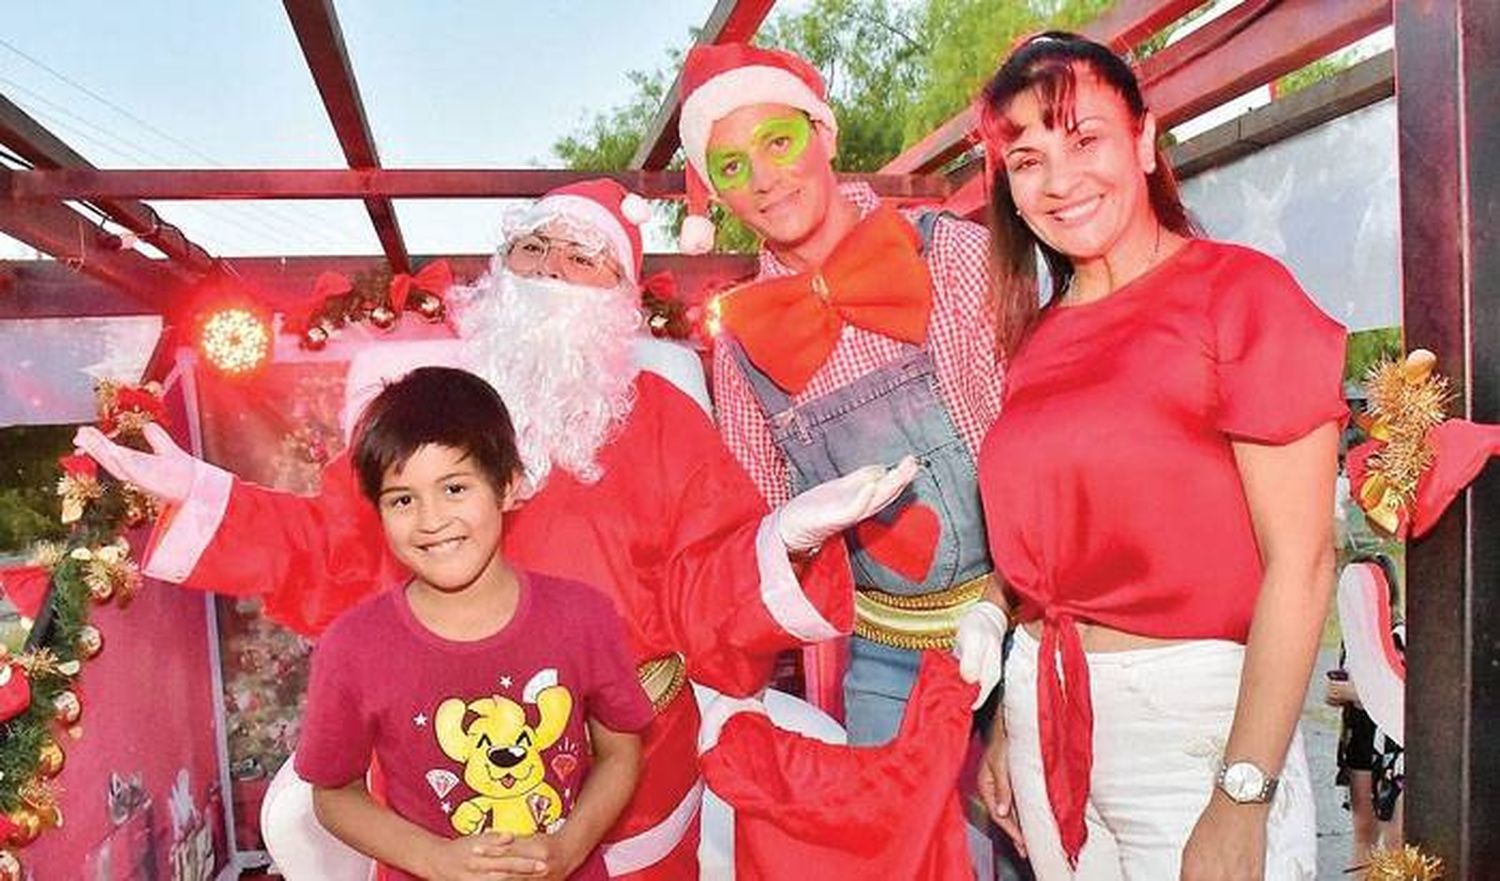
{"left": 499, "top": 675, "right": 513, "bottom": 689}
{"left": 441, "top": 801, "right": 451, "bottom": 814}
{"left": 413, "top": 713, "right": 428, "bottom": 728}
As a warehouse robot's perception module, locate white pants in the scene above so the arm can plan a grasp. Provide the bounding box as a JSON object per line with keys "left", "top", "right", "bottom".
{"left": 1004, "top": 627, "right": 1317, "bottom": 880}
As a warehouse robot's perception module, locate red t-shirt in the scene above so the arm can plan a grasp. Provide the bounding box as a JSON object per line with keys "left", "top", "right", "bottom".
{"left": 296, "top": 571, "right": 655, "bottom": 881}
{"left": 977, "top": 238, "right": 1346, "bottom": 861}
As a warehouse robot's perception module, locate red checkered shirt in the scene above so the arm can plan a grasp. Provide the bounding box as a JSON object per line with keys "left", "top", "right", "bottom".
{"left": 713, "top": 182, "right": 1005, "bottom": 507}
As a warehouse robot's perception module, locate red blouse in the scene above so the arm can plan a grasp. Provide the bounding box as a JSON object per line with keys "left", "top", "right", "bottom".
{"left": 977, "top": 239, "right": 1346, "bottom": 863}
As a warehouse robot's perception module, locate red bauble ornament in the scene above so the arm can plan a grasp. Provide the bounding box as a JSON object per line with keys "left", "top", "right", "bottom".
{"left": 0, "top": 664, "right": 29, "bottom": 724}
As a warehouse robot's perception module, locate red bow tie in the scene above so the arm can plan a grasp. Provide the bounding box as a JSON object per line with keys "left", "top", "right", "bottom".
{"left": 720, "top": 205, "right": 935, "bottom": 393}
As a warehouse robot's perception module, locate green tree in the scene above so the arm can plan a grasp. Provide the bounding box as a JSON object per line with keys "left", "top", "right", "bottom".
{"left": 0, "top": 425, "right": 71, "bottom": 557}
{"left": 1344, "top": 326, "right": 1404, "bottom": 384}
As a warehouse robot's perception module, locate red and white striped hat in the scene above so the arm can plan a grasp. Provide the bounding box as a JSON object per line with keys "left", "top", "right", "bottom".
{"left": 508, "top": 178, "right": 652, "bottom": 283}
{"left": 676, "top": 43, "right": 838, "bottom": 254}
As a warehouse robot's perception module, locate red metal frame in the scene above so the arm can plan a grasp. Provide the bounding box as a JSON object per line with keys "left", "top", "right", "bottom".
{"left": 629, "top": 0, "right": 779, "bottom": 170}
{"left": 5, "top": 168, "right": 950, "bottom": 202}
{"left": 0, "top": 195, "right": 189, "bottom": 306}
{"left": 879, "top": 0, "right": 1203, "bottom": 176}
{"left": 0, "top": 94, "right": 216, "bottom": 276}
{"left": 283, "top": 0, "right": 410, "bottom": 273}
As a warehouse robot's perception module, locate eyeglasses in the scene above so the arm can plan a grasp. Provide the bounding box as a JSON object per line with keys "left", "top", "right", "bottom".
{"left": 505, "top": 233, "right": 623, "bottom": 286}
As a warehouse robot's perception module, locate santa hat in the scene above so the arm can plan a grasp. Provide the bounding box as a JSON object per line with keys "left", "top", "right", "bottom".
{"left": 510, "top": 179, "right": 652, "bottom": 283}
{"left": 676, "top": 43, "right": 839, "bottom": 254}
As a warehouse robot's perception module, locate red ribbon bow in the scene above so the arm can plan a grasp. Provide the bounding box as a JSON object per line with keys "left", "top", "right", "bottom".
{"left": 719, "top": 205, "right": 934, "bottom": 393}
{"left": 389, "top": 260, "right": 453, "bottom": 311}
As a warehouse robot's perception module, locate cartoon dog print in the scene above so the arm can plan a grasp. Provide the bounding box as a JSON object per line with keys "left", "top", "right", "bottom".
{"left": 434, "top": 668, "right": 574, "bottom": 836}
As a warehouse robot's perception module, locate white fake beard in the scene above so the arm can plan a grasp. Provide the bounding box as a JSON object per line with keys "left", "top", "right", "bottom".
{"left": 450, "top": 266, "right": 641, "bottom": 499}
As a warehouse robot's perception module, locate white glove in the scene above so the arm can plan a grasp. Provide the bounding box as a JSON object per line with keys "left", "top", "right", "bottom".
{"left": 72, "top": 422, "right": 197, "bottom": 506}
{"left": 955, "top": 600, "right": 1009, "bottom": 710}
{"left": 775, "top": 455, "right": 920, "bottom": 554}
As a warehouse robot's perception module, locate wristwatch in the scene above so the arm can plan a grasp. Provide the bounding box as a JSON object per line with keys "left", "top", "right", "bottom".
{"left": 1216, "top": 760, "right": 1279, "bottom": 804}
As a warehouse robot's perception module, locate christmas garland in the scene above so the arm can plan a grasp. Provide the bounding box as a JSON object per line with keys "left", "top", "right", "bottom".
{"left": 0, "top": 381, "right": 162, "bottom": 873}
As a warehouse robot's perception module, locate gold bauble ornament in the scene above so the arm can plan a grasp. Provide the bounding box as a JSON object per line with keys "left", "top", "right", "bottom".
{"left": 77, "top": 624, "right": 104, "bottom": 660}
{"left": 369, "top": 303, "right": 398, "bottom": 329}
{"left": 52, "top": 690, "right": 81, "bottom": 725}
{"left": 32, "top": 804, "right": 60, "bottom": 831}
{"left": 37, "top": 740, "right": 64, "bottom": 778}
{"left": 413, "top": 292, "right": 446, "bottom": 322}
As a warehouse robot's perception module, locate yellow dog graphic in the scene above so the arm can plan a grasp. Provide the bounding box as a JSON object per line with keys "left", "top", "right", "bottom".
{"left": 435, "top": 669, "right": 574, "bottom": 835}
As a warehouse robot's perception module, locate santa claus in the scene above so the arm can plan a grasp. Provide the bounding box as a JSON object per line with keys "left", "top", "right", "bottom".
{"left": 76, "top": 179, "right": 919, "bottom": 879}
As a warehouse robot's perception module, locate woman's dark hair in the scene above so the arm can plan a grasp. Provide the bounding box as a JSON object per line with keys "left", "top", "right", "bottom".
{"left": 976, "top": 31, "right": 1201, "bottom": 356}
{"left": 350, "top": 366, "right": 521, "bottom": 504}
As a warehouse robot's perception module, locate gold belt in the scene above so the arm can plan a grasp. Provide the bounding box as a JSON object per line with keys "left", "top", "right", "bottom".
{"left": 854, "top": 573, "right": 989, "bottom": 651}
{"left": 636, "top": 653, "right": 687, "bottom": 715}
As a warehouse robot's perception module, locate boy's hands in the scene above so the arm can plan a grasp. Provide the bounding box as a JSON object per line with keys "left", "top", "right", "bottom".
{"left": 499, "top": 831, "right": 584, "bottom": 881}
{"left": 419, "top": 831, "right": 545, "bottom": 880}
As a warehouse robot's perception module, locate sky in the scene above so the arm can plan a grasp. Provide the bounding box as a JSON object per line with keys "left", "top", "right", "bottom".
{"left": 0, "top": 0, "right": 759, "bottom": 260}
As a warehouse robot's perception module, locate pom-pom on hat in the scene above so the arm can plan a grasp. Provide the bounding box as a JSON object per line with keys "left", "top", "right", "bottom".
{"left": 676, "top": 43, "right": 838, "bottom": 254}
{"left": 511, "top": 178, "right": 651, "bottom": 283}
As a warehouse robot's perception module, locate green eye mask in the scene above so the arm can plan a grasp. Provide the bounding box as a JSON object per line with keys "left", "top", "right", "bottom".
{"left": 706, "top": 114, "right": 814, "bottom": 192}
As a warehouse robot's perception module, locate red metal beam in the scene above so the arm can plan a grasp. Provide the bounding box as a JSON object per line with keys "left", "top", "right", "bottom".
{"left": 283, "top": 0, "right": 410, "bottom": 274}
{"left": 1393, "top": 0, "right": 1500, "bottom": 869}
{"left": 881, "top": 0, "right": 1204, "bottom": 175}
{"left": 0, "top": 94, "right": 217, "bottom": 275}
{"left": 0, "top": 192, "right": 189, "bottom": 306}
{"left": 5, "top": 168, "right": 950, "bottom": 202}
{"left": 1138, "top": 0, "right": 1391, "bottom": 129}
{"left": 628, "top": 0, "right": 778, "bottom": 170}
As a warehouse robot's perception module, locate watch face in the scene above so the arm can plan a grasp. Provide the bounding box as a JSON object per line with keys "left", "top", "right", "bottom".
{"left": 1222, "top": 762, "right": 1266, "bottom": 801}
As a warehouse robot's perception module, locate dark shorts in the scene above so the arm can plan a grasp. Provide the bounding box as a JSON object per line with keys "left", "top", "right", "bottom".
{"left": 1337, "top": 705, "right": 1379, "bottom": 776}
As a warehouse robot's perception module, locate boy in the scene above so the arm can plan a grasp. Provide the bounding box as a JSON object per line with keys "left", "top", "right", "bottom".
{"left": 296, "top": 366, "right": 652, "bottom": 881}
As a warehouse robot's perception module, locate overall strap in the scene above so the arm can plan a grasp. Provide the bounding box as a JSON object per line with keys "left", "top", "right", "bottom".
{"left": 912, "top": 210, "right": 951, "bottom": 257}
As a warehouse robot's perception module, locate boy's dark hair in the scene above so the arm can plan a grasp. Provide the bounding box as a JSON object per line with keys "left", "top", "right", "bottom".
{"left": 350, "top": 366, "right": 521, "bottom": 504}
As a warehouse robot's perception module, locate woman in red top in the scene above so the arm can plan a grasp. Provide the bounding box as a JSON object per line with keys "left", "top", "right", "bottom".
{"left": 970, "top": 33, "right": 1345, "bottom": 880}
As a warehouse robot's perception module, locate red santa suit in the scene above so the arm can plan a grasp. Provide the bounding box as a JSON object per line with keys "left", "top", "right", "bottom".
{"left": 144, "top": 366, "right": 853, "bottom": 880}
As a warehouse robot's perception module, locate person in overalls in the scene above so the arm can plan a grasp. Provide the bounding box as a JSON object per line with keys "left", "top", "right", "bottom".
{"left": 674, "top": 43, "right": 1013, "bottom": 746}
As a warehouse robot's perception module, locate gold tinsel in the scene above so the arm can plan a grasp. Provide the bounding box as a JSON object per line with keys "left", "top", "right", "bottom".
{"left": 13, "top": 648, "right": 60, "bottom": 680}
{"left": 1364, "top": 844, "right": 1444, "bottom": 880}
{"left": 1363, "top": 353, "right": 1452, "bottom": 507}
{"left": 120, "top": 483, "right": 160, "bottom": 526}
{"left": 55, "top": 473, "right": 102, "bottom": 525}
{"left": 82, "top": 544, "right": 142, "bottom": 606}
{"left": 27, "top": 543, "right": 64, "bottom": 572}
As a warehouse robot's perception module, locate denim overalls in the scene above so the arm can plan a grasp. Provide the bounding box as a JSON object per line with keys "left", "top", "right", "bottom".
{"left": 724, "top": 213, "right": 992, "bottom": 744}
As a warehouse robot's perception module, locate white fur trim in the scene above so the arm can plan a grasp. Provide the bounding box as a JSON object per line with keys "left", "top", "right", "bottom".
{"left": 1337, "top": 564, "right": 1406, "bottom": 746}
{"left": 620, "top": 192, "right": 652, "bottom": 225}
{"left": 678, "top": 214, "right": 716, "bottom": 255}
{"left": 754, "top": 514, "right": 841, "bottom": 642}
{"left": 602, "top": 778, "right": 704, "bottom": 875}
{"left": 262, "top": 763, "right": 374, "bottom": 881}
{"left": 632, "top": 336, "right": 712, "bottom": 416}
{"left": 696, "top": 694, "right": 768, "bottom": 754}
{"left": 531, "top": 193, "right": 638, "bottom": 282}
{"left": 522, "top": 668, "right": 559, "bottom": 703}
{"left": 680, "top": 65, "right": 837, "bottom": 188}
{"left": 142, "top": 460, "right": 234, "bottom": 583}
